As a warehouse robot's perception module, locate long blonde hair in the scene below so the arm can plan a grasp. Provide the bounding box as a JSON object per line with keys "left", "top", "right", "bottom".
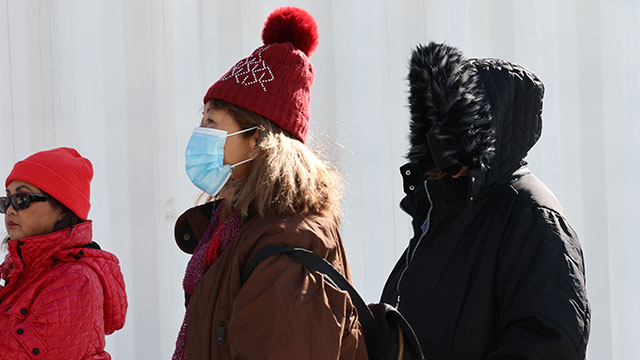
{"left": 207, "top": 99, "right": 343, "bottom": 222}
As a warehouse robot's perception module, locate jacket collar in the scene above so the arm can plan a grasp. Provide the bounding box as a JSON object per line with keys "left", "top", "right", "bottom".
{"left": 7, "top": 221, "right": 93, "bottom": 275}
{"left": 400, "top": 163, "right": 468, "bottom": 216}
{"left": 174, "top": 201, "right": 219, "bottom": 254}
{"left": 400, "top": 162, "right": 531, "bottom": 219}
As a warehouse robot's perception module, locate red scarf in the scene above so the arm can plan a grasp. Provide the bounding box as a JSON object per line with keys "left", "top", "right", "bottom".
{"left": 204, "top": 210, "right": 241, "bottom": 266}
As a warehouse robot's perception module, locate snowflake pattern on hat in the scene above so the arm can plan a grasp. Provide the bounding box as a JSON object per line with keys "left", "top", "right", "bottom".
{"left": 219, "top": 45, "right": 275, "bottom": 92}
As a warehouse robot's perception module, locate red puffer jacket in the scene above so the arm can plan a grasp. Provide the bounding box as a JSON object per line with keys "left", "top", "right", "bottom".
{"left": 0, "top": 221, "right": 127, "bottom": 359}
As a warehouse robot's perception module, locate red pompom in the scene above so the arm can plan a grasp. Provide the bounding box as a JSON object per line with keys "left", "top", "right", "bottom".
{"left": 262, "top": 7, "right": 318, "bottom": 57}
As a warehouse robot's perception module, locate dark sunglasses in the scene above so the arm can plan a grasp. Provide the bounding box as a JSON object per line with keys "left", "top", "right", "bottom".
{"left": 0, "top": 193, "right": 50, "bottom": 214}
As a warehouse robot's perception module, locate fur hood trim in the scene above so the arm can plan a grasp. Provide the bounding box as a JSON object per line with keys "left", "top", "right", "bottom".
{"left": 407, "top": 42, "right": 495, "bottom": 174}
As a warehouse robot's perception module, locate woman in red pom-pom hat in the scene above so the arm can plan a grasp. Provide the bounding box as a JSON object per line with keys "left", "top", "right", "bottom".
{"left": 173, "top": 7, "right": 367, "bottom": 359}
{"left": 0, "top": 147, "right": 127, "bottom": 359}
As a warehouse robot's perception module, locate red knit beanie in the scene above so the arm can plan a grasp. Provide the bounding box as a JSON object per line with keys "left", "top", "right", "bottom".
{"left": 5, "top": 147, "right": 93, "bottom": 220}
{"left": 203, "top": 7, "right": 319, "bottom": 143}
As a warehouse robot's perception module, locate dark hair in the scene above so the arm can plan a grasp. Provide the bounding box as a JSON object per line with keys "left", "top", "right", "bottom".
{"left": 2, "top": 192, "right": 82, "bottom": 245}
{"left": 43, "top": 191, "right": 82, "bottom": 233}
{"left": 424, "top": 164, "right": 464, "bottom": 180}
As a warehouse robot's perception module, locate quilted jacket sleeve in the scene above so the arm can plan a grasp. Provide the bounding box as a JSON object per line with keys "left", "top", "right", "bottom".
{"left": 0, "top": 263, "right": 105, "bottom": 359}
{"left": 489, "top": 205, "right": 590, "bottom": 359}
{"left": 227, "top": 255, "right": 367, "bottom": 360}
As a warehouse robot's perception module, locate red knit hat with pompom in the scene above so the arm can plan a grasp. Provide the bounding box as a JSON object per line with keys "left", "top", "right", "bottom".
{"left": 5, "top": 147, "right": 93, "bottom": 220}
{"left": 203, "top": 7, "right": 319, "bottom": 143}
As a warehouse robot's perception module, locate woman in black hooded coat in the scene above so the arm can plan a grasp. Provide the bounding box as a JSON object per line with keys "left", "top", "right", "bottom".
{"left": 381, "top": 42, "right": 590, "bottom": 359}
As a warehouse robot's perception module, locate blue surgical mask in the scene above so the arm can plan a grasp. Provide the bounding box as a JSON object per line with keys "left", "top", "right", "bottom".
{"left": 185, "top": 126, "right": 258, "bottom": 196}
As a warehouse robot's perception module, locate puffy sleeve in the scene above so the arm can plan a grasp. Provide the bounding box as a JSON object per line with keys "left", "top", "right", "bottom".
{"left": 488, "top": 206, "right": 590, "bottom": 359}
{"left": 227, "top": 254, "right": 367, "bottom": 360}
{"left": 0, "top": 263, "right": 105, "bottom": 359}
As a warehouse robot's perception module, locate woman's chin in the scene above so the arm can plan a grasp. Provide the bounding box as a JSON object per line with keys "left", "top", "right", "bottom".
{"left": 6, "top": 229, "right": 22, "bottom": 241}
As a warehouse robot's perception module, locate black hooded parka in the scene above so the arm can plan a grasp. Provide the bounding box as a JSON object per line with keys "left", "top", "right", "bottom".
{"left": 381, "top": 43, "right": 590, "bottom": 360}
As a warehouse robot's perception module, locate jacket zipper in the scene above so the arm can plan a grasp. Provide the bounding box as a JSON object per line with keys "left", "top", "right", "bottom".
{"left": 16, "top": 241, "right": 26, "bottom": 268}
{"left": 395, "top": 180, "right": 434, "bottom": 308}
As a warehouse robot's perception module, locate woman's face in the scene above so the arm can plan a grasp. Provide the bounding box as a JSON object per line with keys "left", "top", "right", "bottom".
{"left": 4, "top": 181, "right": 61, "bottom": 241}
{"left": 201, "top": 101, "right": 258, "bottom": 181}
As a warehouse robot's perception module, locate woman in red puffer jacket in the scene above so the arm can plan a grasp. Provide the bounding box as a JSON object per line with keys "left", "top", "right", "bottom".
{"left": 0, "top": 147, "right": 127, "bottom": 359}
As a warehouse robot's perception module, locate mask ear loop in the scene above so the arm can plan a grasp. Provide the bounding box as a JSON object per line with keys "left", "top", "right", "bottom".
{"left": 227, "top": 125, "right": 260, "bottom": 170}
{"left": 229, "top": 158, "right": 254, "bottom": 169}
{"left": 226, "top": 126, "right": 261, "bottom": 189}
{"left": 227, "top": 126, "right": 259, "bottom": 137}
{"left": 228, "top": 158, "right": 254, "bottom": 189}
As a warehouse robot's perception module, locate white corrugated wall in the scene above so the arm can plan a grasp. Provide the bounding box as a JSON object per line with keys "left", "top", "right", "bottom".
{"left": 1, "top": 0, "right": 638, "bottom": 358}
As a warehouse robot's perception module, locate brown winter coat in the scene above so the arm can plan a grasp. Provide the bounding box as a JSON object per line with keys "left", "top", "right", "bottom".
{"left": 175, "top": 203, "right": 368, "bottom": 360}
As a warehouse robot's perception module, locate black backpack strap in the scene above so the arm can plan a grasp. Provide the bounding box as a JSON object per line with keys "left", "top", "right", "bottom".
{"left": 242, "top": 245, "right": 378, "bottom": 350}
{"left": 241, "top": 245, "right": 293, "bottom": 285}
